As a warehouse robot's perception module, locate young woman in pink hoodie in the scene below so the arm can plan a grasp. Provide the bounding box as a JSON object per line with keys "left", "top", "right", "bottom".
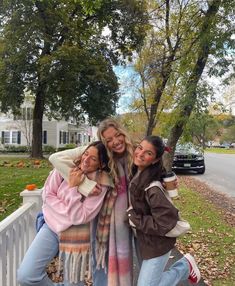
{"left": 17, "top": 141, "right": 114, "bottom": 286}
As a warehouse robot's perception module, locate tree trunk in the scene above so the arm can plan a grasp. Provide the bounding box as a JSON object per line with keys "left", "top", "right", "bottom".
{"left": 163, "top": 0, "right": 221, "bottom": 170}
{"left": 31, "top": 85, "right": 45, "bottom": 158}
{"left": 146, "top": 75, "right": 170, "bottom": 136}
{"left": 146, "top": 0, "right": 175, "bottom": 136}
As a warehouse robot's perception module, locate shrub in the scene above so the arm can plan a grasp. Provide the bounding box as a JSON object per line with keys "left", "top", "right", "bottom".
{"left": 43, "top": 145, "right": 56, "bottom": 154}
{"left": 2, "top": 145, "right": 30, "bottom": 153}
{"left": 57, "top": 143, "right": 77, "bottom": 151}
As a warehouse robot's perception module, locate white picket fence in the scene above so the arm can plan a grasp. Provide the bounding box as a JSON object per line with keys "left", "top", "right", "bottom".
{"left": 0, "top": 189, "right": 43, "bottom": 286}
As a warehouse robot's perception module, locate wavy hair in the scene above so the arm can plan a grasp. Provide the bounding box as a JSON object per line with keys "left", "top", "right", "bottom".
{"left": 97, "top": 118, "right": 133, "bottom": 183}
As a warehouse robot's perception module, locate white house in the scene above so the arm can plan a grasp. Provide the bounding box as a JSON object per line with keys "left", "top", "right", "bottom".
{"left": 0, "top": 99, "right": 98, "bottom": 149}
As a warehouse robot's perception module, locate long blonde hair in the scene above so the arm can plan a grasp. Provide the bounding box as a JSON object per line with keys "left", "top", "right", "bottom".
{"left": 97, "top": 118, "right": 133, "bottom": 183}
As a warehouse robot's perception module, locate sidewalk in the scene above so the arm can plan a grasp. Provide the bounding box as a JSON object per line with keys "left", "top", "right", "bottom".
{"left": 133, "top": 247, "right": 206, "bottom": 286}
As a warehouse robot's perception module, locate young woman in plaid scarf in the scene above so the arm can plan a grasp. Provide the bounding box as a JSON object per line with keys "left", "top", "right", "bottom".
{"left": 49, "top": 118, "right": 134, "bottom": 286}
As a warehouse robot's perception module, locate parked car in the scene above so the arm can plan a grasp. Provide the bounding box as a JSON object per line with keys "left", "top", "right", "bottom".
{"left": 230, "top": 143, "right": 235, "bottom": 148}
{"left": 172, "top": 143, "right": 205, "bottom": 174}
{"left": 219, "top": 143, "right": 230, "bottom": 149}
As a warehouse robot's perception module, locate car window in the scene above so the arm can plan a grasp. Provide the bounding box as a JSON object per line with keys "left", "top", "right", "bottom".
{"left": 176, "top": 143, "right": 201, "bottom": 153}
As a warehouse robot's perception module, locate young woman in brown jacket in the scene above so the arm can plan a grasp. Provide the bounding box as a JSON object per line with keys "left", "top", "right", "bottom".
{"left": 126, "top": 136, "right": 201, "bottom": 286}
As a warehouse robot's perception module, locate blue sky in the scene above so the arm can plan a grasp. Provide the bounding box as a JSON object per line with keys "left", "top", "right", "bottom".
{"left": 113, "top": 64, "right": 235, "bottom": 115}
{"left": 113, "top": 65, "right": 138, "bottom": 114}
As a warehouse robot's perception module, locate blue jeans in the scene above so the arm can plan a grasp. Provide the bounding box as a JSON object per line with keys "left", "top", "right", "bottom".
{"left": 17, "top": 224, "right": 84, "bottom": 286}
{"left": 137, "top": 251, "right": 190, "bottom": 286}
{"left": 91, "top": 216, "right": 107, "bottom": 286}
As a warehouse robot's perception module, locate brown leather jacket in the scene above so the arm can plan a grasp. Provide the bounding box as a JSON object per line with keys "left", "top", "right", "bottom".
{"left": 127, "top": 167, "right": 179, "bottom": 260}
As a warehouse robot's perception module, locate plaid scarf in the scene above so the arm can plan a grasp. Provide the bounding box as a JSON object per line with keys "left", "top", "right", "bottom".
{"left": 59, "top": 170, "right": 114, "bottom": 284}
{"left": 59, "top": 224, "right": 91, "bottom": 283}
{"left": 107, "top": 158, "right": 133, "bottom": 286}
{"left": 96, "top": 183, "right": 118, "bottom": 270}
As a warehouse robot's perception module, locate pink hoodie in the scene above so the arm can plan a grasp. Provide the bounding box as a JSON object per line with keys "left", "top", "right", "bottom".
{"left": 42, "top": 169, "right": 107, "bottom": 234}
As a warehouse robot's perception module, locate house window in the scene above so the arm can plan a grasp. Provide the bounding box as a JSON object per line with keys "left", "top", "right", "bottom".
{"left": 26, "top": 108, "right": 33, "bottom": 120}
{"left": 12, "top": 131, "right": 18, "bottom": 144}
{"left": 83, "top": 134, "right": 87, "bottom": 143}
{"left": 1, "top": 131, "right": 21, "bottom": 144}
{"left": 14, "top": 107, "right": 33, "bottom": 120}
{"left": 59, "top": 131, "right": 68, "bottom": 144}
{"left": 3, "top": 131, "right": 10, "bottom": 144}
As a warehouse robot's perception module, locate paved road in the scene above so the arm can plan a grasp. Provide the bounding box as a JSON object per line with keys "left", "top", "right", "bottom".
{"left": 192, "top": 152, "right": 235, "bottom": 198}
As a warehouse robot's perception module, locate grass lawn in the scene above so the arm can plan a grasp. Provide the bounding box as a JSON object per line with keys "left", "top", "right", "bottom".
{"left": 205, "top": 148, "right": 235, "bottom": 154}
{"left": 0, "top": 157, "right": 52, "bottom": 221}
{"left": 0, "top": 157, "right": 234, "bottom": 285}
{"left": 175, "top": 184, "right": 235, "bottom": 286}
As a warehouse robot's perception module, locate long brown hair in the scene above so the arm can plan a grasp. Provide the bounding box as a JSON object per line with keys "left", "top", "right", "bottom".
{"left": 132, "top": 136, "right": 166, "bottom": 196}
{"left": 74, "top": 141, "right": 110, "bottom": 172}
{"left": 97, "top": 118, "right": 133, "bottom": 182}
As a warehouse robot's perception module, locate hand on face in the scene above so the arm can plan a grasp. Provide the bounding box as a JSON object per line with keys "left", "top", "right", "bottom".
{"left": 69, "top": 146, "right": 100, "bottom": 187}
{"left": 102, "top": 126, "right": 126, "bottom": 155}
{"left": 69, "top": 167, "right": 85, "bottom": 187}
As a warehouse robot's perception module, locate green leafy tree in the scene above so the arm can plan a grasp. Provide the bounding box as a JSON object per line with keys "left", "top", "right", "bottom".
{"left": 0, "top": 0, "right": 148, "bottom": 157}
{"left": 182, "top": 111, "right": 220, "bottom": 149}
{"left": 123, "top": 1, "right": 234, "bottom": 171}
{"left": 215, "top": 114, "right": 235, "bottom": 144}
{"left": 221, "top": 124, "right": 235, "bottom": 144}
{"left": 129, "top": 0, "right": 206, "bottom": 136}
{"left": 119, "top": 111, "right": 148, "bottom": 141}
{"left": 164, "top": 0, "right": 235, "bottom": 170}
{"left": 223, "top": 80, "right": 235, "bottom": 114}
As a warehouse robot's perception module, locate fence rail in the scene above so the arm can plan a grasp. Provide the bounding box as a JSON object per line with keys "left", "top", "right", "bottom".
{"left": 0, "top": 189, "right": 42, "bottom": 286}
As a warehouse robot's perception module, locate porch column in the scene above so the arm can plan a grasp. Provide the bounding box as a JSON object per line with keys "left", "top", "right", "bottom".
{"left": 20, "top": 188, "right": 43, "bottom": 241}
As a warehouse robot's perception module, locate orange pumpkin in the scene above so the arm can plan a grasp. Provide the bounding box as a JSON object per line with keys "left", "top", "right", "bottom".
{"left": 17, "top": 161, "right": 25, "bottom": 168}
{"left": 25, "top": 184, "right": 37, "bottom": 191}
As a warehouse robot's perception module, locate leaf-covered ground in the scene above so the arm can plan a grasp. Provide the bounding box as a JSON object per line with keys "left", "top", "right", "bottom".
{"left": 181, "top": 176, "right": 235, "bottom": 226}
{"left": 0, "top": 158, "right": 52, "bottom": 221}
{"left": 176, "top": 176, "right": 235, "bottom": 286}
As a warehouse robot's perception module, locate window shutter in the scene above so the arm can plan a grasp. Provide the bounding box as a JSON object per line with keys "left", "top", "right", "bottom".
{"left": 17, "top": 131, "right": 21, "bottom": 144}
{"left": 59, "top": 131, "right": 62, "bottom": 144}
{"left": 63, "top": 132, "right": 66, "bottom": 144}
{"left": 43, "top": 131, "right": 47, "bottom": 144}
{"left": 1, "top": 131, "right": 4, "bottom": 144}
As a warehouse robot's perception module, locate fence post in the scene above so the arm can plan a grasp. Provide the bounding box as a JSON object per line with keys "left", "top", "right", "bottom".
{"left": 20, "top": 189, "right": 43, "bottom": 242}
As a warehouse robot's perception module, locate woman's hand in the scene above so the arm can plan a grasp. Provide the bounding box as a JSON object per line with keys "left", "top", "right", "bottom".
{"left": 162, "top": 175, "right": 179, "bottom": 189}
{"left": 68, "top": 167, "right": 85, "bottom": 187}
{"left": 88, "top": 184, "right": 102, "bottom": 196}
